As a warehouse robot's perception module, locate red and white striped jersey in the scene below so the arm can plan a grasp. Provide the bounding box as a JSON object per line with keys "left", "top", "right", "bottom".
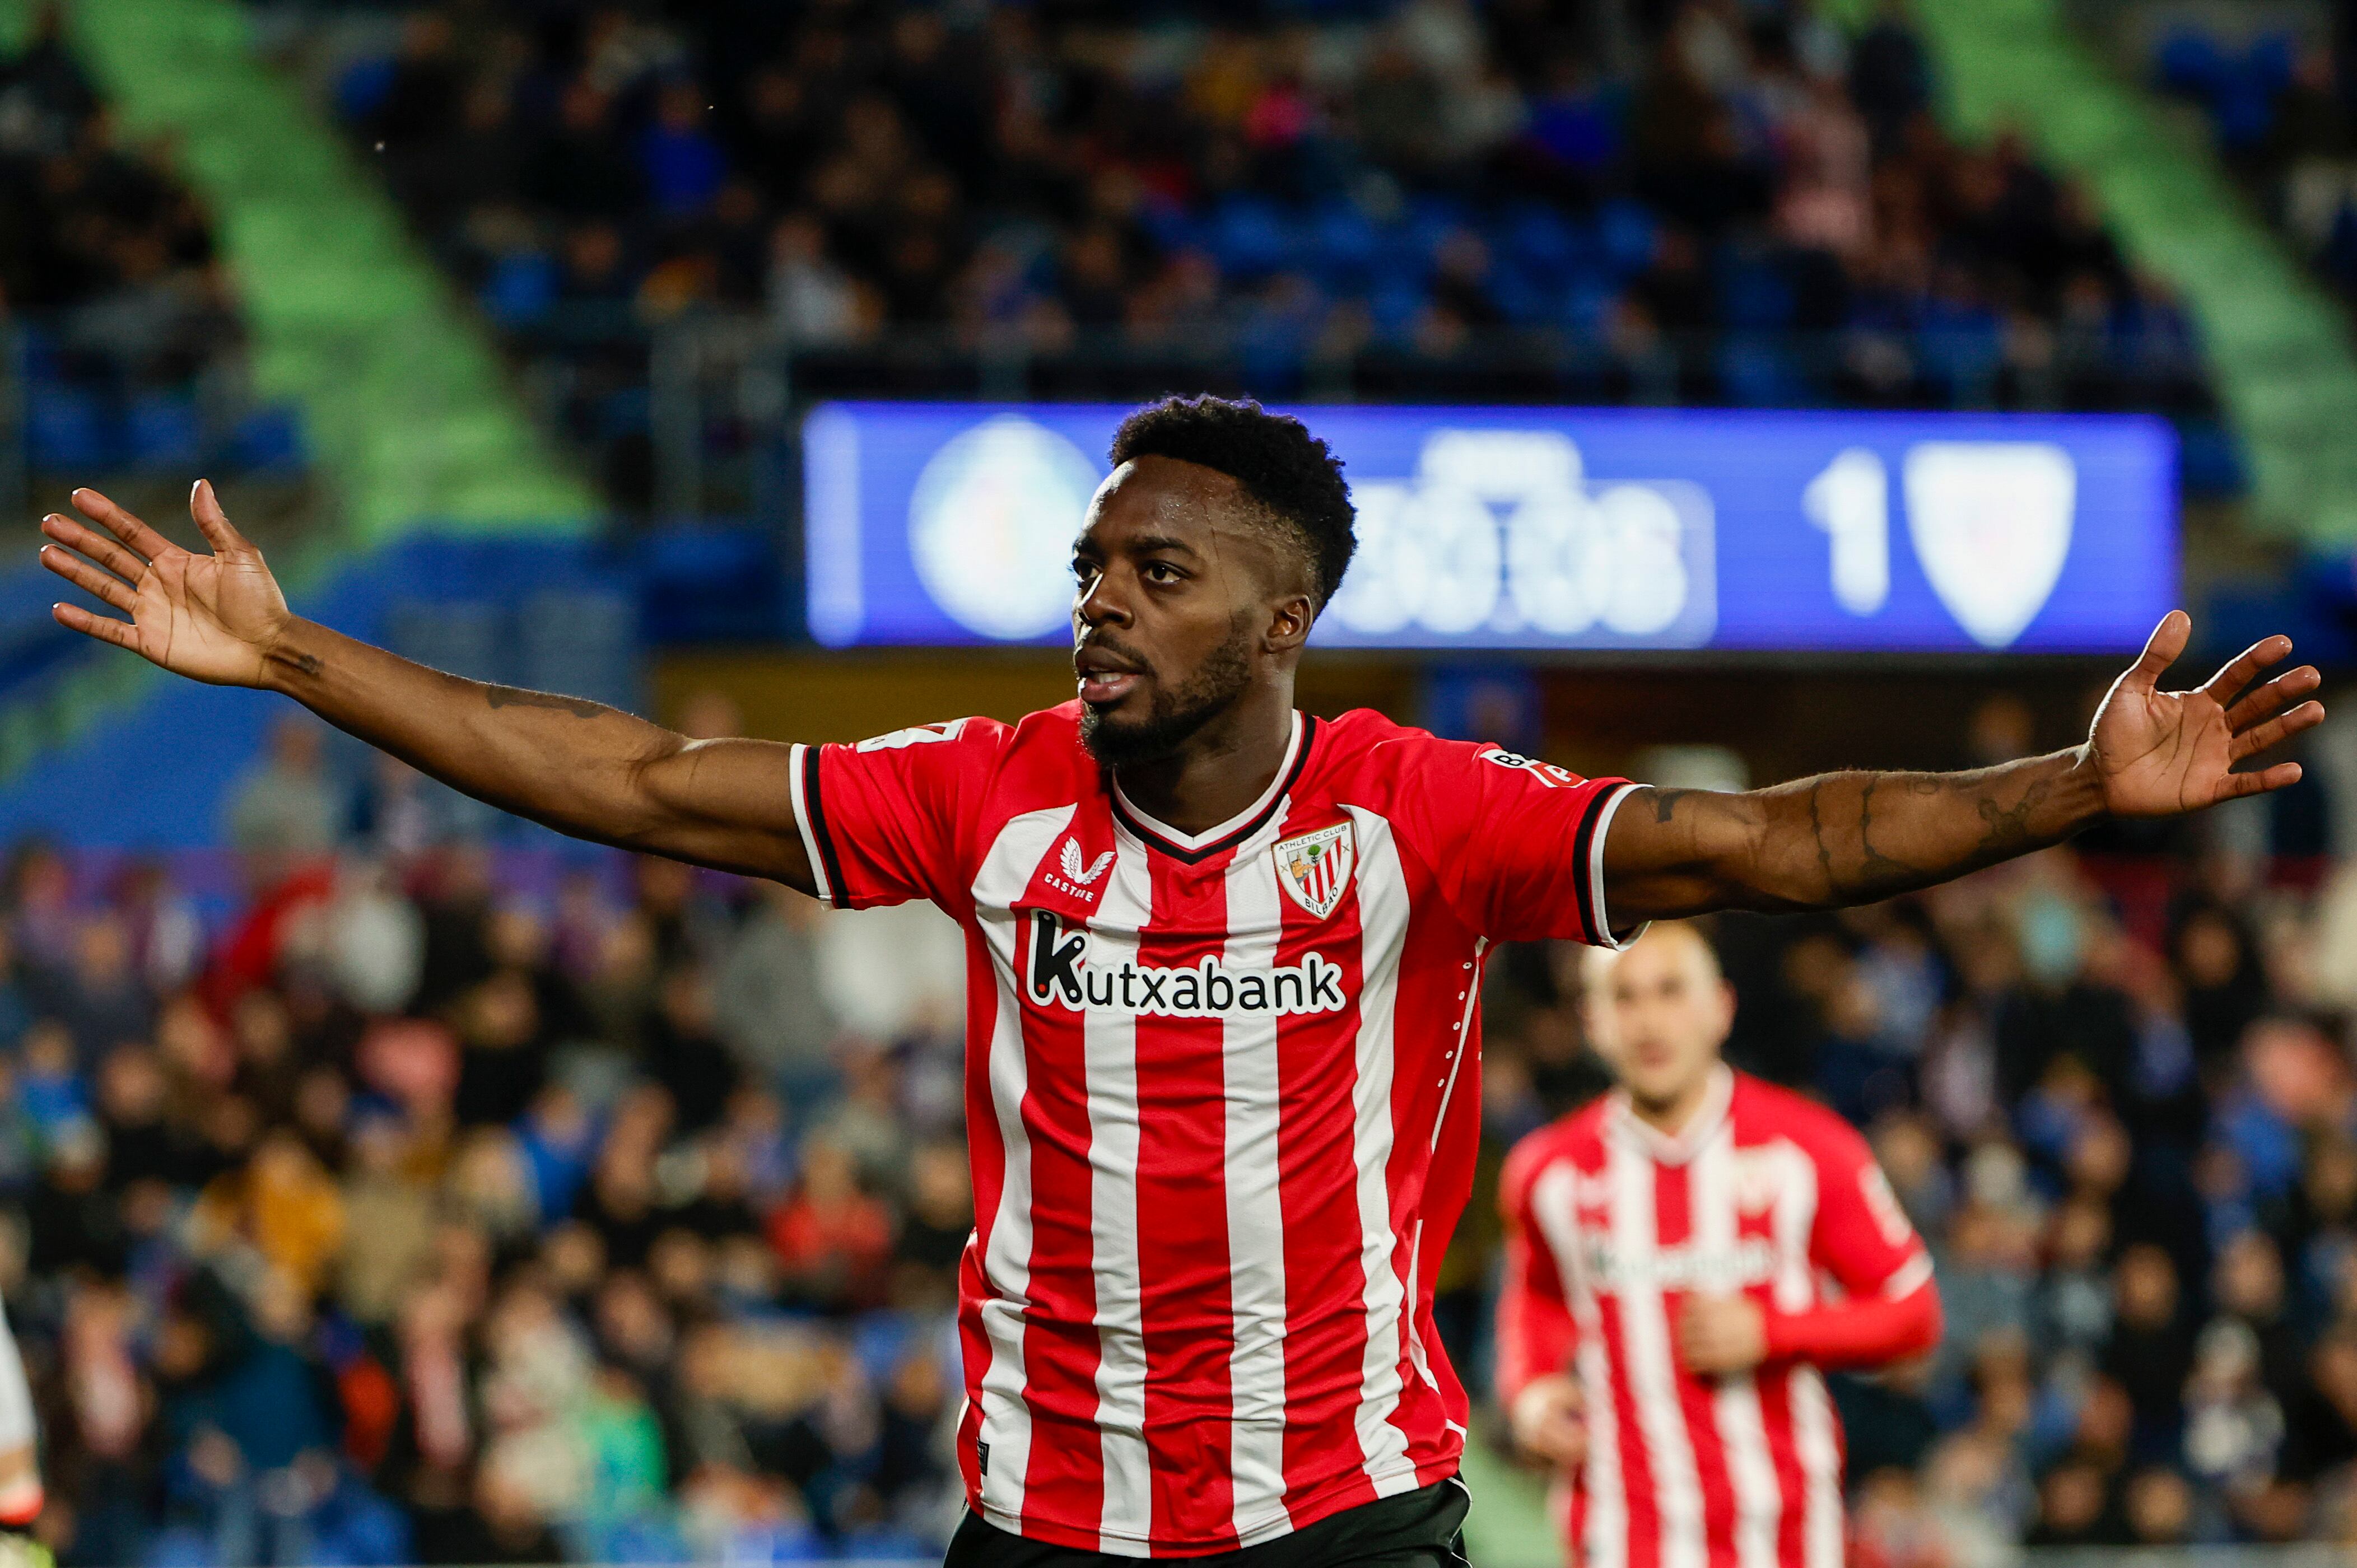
{"left": 789, "top": 703, "right": 1638, "bottom": 1556}
{"left": 1497, "top": 1069, "right": 1939, "bottom": 1568}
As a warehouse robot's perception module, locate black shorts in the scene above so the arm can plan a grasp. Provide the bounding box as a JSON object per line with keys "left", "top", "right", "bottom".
{"left": 943, "top": 1477, "right": 1473, "bottom": 1568}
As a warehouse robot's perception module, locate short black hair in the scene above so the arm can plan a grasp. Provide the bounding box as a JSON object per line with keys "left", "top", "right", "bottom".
{"left": 1108, "top": 394, "right": 1355, "bottom": 609}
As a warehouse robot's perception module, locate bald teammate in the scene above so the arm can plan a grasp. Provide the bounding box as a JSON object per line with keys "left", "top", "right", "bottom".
{"left": 1496, "top": 923, "right": 1939, "bottom": 1568}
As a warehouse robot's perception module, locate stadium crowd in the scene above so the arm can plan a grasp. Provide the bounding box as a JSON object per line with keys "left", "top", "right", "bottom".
{"left": 0, "top": 7, "right": 278, "bottom": 477}
{"left": 2145, "top": 18, "right": 2357, "bottom": 312}
{"left": 0, "top": 699, "right": 2353, "bottom": 1563}
{"left": 297, "top": 0, "right": 2213, "bottom": 419}
{"left": 0, "top": 715, "right": 977, "bottom": 1567}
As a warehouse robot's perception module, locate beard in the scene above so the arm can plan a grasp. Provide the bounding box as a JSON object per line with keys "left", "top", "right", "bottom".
{"left": 1080, "top": 617, "right": 1255, "bottom": 769}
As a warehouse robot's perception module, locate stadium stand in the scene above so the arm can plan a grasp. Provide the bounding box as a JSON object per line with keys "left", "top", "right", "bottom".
{"left": 263, "top": 0, "right": 2225, "bottom": 513}
{"left": 2041, "top": 0, "right": 2357, "bottom": 540}
{"left": 2148, "top": 16, "right": 2340, "bottom": 279}
{"left": 11, "top": 1, "right": 2357, "bottom": 1562}
{"left": 0, "top": 5, "right": 297, "bottom": 482}
{"left": 2, "top": 699, "right": 2355, "bottom": 1558}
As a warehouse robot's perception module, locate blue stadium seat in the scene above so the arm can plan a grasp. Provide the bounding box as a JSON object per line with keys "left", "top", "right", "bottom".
{"left": 1597, "top": 198, "right": 1659, "bottom": 277}
{"left": 1135, "top": 200, "right": 1198, "bottom": 256}
{"left": 2154, "top": 28, "right": 2231, "bottom": 100}
{"left": 1526, "top": 91, "right": 1622, "bottom": 172}
{"left": 1306, "top": 199, "right": 1378, "bottom": 290}
{"left": 1366, "top": 218, "right": 1429, "bottom": 288}
{"left": 481, "top": 249, "right": 560, "bottom": 327}
{"left": 1717, "top": 334, "right": 1806, "bottom": 406}
{"left": 2177, "top": 417, "right": 2248, "bottom": 496}
{"left": 850, "top": 1312, "right": 919, "bottom": 1383}
{"left": 2247, "top": 31, "right": 2298, "bottom": 93}
{"left": 225, "top": 405, "right": 308, "bottom": 473}
{"left": 1916, "top": 306, "right": 2005, "bottom": 401}
{"left": 1559, "top": 272, "right": 1621, "bottom": 333}
{"left": 1366, "top": 277, "right": 1429, "bottom": 338}
{"left": 139, "top": 1527, "right": 219, "bottom": 1568}
{"left": 589, "top": 1513, "right": 689, "bottom": 1565}
{"left": 1405, "top": 195, "right": 1471, "bottom": 268}
{"left": 127, "top": 392, "right": 205, "bottom": 472}
{"left": 844, "top": 1525, "right": 933, "bottom": 1560}
{"left": 1498, "top": 203, "right": 1580, "bottom": 284}
{"left": 639, "top": 523, "right": 784, "bottom": 644}
{"left": 334, "top": 55, "right": 397, "bottom": 123}
{"left": 1488, "top": 261, "right": 1555, "bottom": 325}
{"left": 2214, "top": 81, "right": 2278, "bottom": 151}
{"left": 26, "top": 386, "right": 113, "bottom": 471}
{"left": 1205, "top": 196, "right": 1293, "bottom": 279}
{"left": 1717, "top": 251, "right": 1795, "bottom": 330}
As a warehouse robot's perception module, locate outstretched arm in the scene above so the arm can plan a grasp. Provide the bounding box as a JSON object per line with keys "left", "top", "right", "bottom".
{"left": 1605, "top": 612, "right": 2324, "bottom": 921}
{"left": 40, "top": 484, "right": 817, "bottom": 890}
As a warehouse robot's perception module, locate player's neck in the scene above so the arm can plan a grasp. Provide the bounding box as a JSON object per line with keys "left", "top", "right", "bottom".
{"left": 1627, "top": 1068, "right": 1720, "bottom": 1139}
{"left": 1112, "top": 683, "right": 1296, "bottom": 836}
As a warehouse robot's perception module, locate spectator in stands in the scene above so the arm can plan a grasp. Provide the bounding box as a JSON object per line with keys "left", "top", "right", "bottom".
{"left": 226, "top": 717, "right": 340, "bottom": 861}
{"left": 299, "top": 0, "right": 2215, "bottom": 461}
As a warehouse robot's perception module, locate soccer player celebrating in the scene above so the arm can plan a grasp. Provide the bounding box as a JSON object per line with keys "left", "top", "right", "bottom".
{"left": 36, "top": 396, "right": 2319, "bottom": 1567}
{"left": 1497, "top": 922, "right": 1937, "bottom": 1568}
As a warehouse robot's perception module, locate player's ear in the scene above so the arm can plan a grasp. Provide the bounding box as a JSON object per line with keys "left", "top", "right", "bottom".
{"left": 1264, "top": 592, "right": 1315, "bottom": 655}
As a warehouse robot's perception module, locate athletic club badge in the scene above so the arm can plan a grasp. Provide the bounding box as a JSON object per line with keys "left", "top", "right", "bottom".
{"left": 1274, "top": 822, "right": 1355, "bottom": 920}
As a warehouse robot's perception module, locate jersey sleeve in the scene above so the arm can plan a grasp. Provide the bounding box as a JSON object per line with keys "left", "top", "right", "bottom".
{"left": 1756, "top": 1107, "right": 1941, "bottom": 1369}
{"left": 1805, "top": 1116, "right": 1935, "bottom": 1303}
{"left": 790, "top": 717, "right": 1009, "bottom": 913}
{"left": 1494, "top": 1134, "right": 1578, "bottom": 1409}
{"left": 1396, "top": 738, "right": 1642, "bottom": 946}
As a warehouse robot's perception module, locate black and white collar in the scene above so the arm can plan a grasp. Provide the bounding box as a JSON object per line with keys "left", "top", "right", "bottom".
{"left": 1108, "top": 712, "right": 1316, "bottom": 864}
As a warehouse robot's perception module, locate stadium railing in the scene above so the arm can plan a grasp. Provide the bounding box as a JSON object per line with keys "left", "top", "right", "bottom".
{"left": 483, "top": 309, "right": 2230, "bottom": 528}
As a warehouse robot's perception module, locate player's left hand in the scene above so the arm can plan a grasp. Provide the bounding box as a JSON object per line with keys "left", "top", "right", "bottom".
{"left": 2089, "top": 612, "right": 2325, "bottom": 817}
{"left": 1676, "top": 1294, "right": 1767, "bottom": 1376}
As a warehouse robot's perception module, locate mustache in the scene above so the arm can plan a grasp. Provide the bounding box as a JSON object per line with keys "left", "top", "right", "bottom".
{"left": 1074, "top": 636, "right": 1154, "bottom": 676}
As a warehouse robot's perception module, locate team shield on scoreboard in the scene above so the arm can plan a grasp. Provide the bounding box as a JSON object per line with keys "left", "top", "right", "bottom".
{"left": 1274, "top": 822, "right": 1355, "bottom": 920}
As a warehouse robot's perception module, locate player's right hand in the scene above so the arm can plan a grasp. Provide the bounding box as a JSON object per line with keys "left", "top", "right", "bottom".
{"left": 40, "top": 480, "right": 290, "bottom": 689}
{"left": 1509, "top": 1373, "right": 1587, "bottom": 1470}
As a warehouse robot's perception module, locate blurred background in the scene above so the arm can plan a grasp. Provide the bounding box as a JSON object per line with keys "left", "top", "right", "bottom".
{"left": 1, "top": 0, "right": 2356, "bottom": 1564}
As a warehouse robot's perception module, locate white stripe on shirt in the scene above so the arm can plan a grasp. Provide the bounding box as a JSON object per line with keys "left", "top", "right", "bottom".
{"left": 1344, "top": 808, "right": 1417, "bottom": 1495}
{"left": 1222, "top": 836, "right": 1293, "bottom": 1544}
{"left": 1764, "top": 1141, "right": 1840, "bottom": 1568}
{"left": 1690, "top": 1128, "right": 1781, "bottom": 1568}
{"left": 1086, "top": 842, "right": 1154, "bottom": 1555}
{"left": 970, "top": 806, "right": 1076, "bottom": 1528}
{"left": 1609, "top": 1127, "right": 1706, "bottom": 1568}
{"left": 1535, "top": 1164, "right": 1624, "bottom": 1568}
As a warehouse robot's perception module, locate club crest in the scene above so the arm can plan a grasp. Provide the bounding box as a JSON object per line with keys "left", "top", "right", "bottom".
{"left": 1903, "top": 441, "right": 2075, "bottom": 649}
{"left": 1274, "top": 822, "right": 1355, "bottom": 920}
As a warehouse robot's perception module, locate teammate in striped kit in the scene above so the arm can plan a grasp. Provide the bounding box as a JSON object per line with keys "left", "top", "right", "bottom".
{"left": 1496, "top": 923, "right": 1939, "bottom": 1568}
{"left": 39, "top": 396, "right": 2323, "bottom": 1567}
{"left": 0, "top": 1292, "right": 49, "bottom": 1568}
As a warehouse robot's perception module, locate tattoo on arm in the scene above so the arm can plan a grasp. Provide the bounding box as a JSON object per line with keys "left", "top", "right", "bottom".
{"left": 290, "top": 652, "right": 322, "bottom": 678}
{"left": 484, "top": 684, "right": 607, "bottom": 719}
{"left": 1972, "top": 776, "right": 2048, "bottom": 857}
{"left": 1808, "top": 778, "right": 1838, "bottom": 897}
{"left": 1631, "top": 753, "right": 2102, "bottom": 919}
{"left": 1853, "top": 776, "right": 1920, "bottom": 888}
